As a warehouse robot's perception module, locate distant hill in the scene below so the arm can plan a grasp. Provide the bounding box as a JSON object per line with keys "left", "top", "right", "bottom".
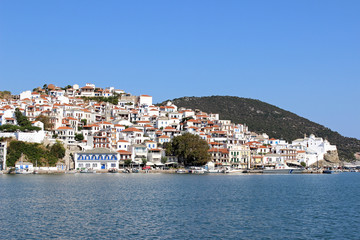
{"left": 160, "top": 96, "right": 360, "bottom": 162}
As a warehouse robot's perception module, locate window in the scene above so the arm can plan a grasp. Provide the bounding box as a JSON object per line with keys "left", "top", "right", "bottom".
{"left": 92, "top": 163, "right": 97, "bottom": 168}
{"left": 111, "top": 163, "right": 116, "bottom": 167}
{"left": 79, "top": 163, "right": 83, "bottom": 167}
{"left": 86, "top": 163, "right": 90, "bottom": 168}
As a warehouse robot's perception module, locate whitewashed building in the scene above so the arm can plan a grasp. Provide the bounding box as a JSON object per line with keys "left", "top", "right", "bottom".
{"left": 74, "top": 148, "right": 120, "bottom": 170}
{"left": 292, "top": 134, "right": 337, "bottom": 164}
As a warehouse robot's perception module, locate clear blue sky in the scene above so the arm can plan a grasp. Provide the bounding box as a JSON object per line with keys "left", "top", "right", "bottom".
{"left": 1, "top": 0, "right": 359, "bottom": 139}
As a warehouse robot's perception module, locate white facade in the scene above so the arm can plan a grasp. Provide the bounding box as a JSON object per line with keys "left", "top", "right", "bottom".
{"left": 0, "top": 131, "right": 45, "bottom": 144}
{"left": 263, "top": 154, "right": 285, "bottom": 165}
{"left": 20, "top": 90, "right": 32, "bottom": 100}
{"left": 0, "top": 142, "right": 6, "bottom": 170}
{"left": 292, "top": 134, "right": 337, "bottom": 161}
{"left": 15, "top": 162, "right": 34, "bottom": 171}
{"left": 139, "top": 95, "right": 153, "bottom": 107}
{"left": 75, "top": 148, "right": 120, "bottom": 170}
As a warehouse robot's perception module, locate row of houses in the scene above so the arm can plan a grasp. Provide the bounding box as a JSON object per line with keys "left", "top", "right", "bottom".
{"left": 0, "top": 83, "right": 338, "bottom": 170}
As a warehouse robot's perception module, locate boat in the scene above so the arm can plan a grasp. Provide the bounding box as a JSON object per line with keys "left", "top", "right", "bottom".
{"left": 263, "top": 163, "right": 304, "bottom": 174}
{"left": 323, "top": 169, "right": 333, "bottom": 174}
{"left": 108, "top": 168, "right": 118, "bottom": 173}
{"left": 189, "top": 167, "right": 206, "bottom": 174}
{"left": 206, "top": 169, "right": 221, "bottom": 173}
{"left": 80, "top": 168, "right": 96, "bottom": 173}
{"left": 15, "top": 168, "right": 33, "bottom": 174}
{"left": 176, "top": 169, "right": 187, "bottom": 174}
{"left": 226, "top": 168, "right": 245, "bottom": 174}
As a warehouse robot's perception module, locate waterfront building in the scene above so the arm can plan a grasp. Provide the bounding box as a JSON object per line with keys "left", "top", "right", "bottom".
{"left": 15, "top": 161, "right": 34, "bottom": 172}
{"left": 0, "top": 83, "right": 340, "bottom": 169}
{"left": 292, "top": 134, "right": 337, "bottom": 163}
{"left": 208, "top": 148, "right": 230, "bottom": 166}
{"left": 74, "top": 148, "right": 120, "bottom": 170}
{"left": 147, "top": 148, "right": 164, "bottom": 165}
{"left": 228, "top": 144, "right": 251, "bottom": 168}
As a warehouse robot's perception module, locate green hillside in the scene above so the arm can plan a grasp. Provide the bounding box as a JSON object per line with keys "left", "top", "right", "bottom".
{"left": 160, "top": 96, "right": 360, "bottom": 161}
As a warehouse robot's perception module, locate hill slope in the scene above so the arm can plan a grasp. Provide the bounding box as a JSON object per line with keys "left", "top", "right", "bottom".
{"left": 161, "top": 96, "right": 360, "bottom": 161}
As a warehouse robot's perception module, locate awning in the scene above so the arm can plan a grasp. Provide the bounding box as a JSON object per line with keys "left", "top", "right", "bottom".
{"left": 146, "top": 162, "right": 154, "bottom": 166}
{"left": 155, "top": 163, "right": 164, "bottom": 166}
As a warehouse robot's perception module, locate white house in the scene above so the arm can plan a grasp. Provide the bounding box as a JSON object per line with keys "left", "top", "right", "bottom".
{"left": 145, "top": 140, "right": 157, "bottom": 150}
{"left": 15, "top": 161, "right": 34, "bottom": 172}
{"left": 138, "top": 95, "right": 153, "bottom": 107}
{"left": 263, "top": 154, "right": 285, "bottom": 166}
{"left": 117, "top": 140, "right": 131, "bottom": 151}
{"left": 56, "top": 126, "right": 75, "bottom": 144}
{"left": 20, "top": 90, "right": 32, "bottom": 100}
{"left": 120, "top": 127, "right": 144, "bottom": 144}
{"left": 157, "top": 135, "right": 171, "bottom": 144}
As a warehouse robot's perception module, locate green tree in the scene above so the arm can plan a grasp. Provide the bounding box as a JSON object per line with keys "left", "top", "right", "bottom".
{"left": 15, "top": 108, "right": 31, "bottom": 127}
{"left": 75, "top": 133, "right": 84, "bottom": 141}
{"left": 165, "top": 133, "right": 210, "bottom": 166}
{"left": 62, "top": 85, "right": 72, "bottom": 90}
{"left": 124, "top": 159, "right": 132, "bottom": 166}
{"left": 35, "top": 115, "right": 53, "bottom": 130}
{"left": 81, "top": 119, "right": 87, "bottom": 126}
{"left": 161, "top": 156, "right": 168, "bottom": 164}
{"left": 50, "top": 141, "right": 66, "bottom": 159}
{"left": 142, "top": 158, "right": 147, "bottom": 166}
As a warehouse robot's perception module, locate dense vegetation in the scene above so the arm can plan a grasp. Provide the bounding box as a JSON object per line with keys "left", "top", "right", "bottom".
{"left": 161, "top": 96, "right": 360, "bottom": 162}
{"left": 0, "top": 124, "right": 41, "bottom": 132}
{"left": 0, "top": 108, "right": 41, "bottom": 132}
{"left": 6, "top": 141, "right": 66, "bottom": 167}
{"left": 0, "top": 90, "right": 11, "bottom": 99}
{"left": 165, "top": 133, "right": 210, "bottom": 166}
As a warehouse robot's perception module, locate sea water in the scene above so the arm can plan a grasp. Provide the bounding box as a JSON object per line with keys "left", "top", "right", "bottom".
{"left": 0, "top": 173, "right": 359, "bottom": 239}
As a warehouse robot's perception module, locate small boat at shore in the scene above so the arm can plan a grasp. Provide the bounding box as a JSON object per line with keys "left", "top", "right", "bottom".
{"left": 206, "top": 169, "right": 221, "bottom": 173}
{"left": 263, "top": 163, "right": 304, "bottom": 174}
{"left": 15, "top": 169, "right": 33, "bottom": 174}
{"left": 189, "top": 167, "right": 206, "bottom": 174}
{"left": 108, "top": 168, "right": 118, "bottom": 173}
{"left": 176, "top": 169, "right": 187, "bottom": 174}
{"left": 80, "top": 168, "right": 96, "bottom": 173}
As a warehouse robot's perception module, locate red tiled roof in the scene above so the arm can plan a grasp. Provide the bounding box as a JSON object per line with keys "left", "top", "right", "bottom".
{"left": 57, "top": 126, "right": 73, "bottom": 130}
{"left": 121, "top": 127, "right": 142, "bottom": 132}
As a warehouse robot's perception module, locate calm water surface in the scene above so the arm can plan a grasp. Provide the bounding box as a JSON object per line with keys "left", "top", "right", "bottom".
{"left": 0, "top": 173, "right": 359, "bottom": 239}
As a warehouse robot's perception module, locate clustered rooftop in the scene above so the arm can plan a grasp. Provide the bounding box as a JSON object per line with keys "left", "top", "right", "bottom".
{"left": 0, "top": 83, "right": 337, "bottom": 168}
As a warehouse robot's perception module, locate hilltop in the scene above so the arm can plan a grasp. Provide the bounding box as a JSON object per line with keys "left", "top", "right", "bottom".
{"left": 160, "top": 96, "right": 360, "bottom": 161}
